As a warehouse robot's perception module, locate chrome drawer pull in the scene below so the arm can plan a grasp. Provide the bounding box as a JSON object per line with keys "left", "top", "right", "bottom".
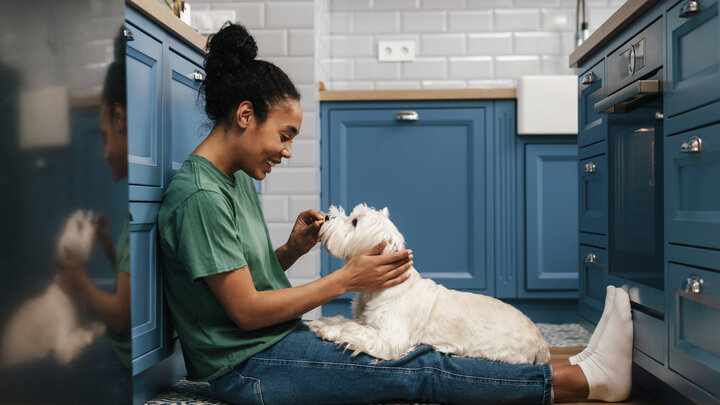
{"left": 680, "top": 136, "right": 703, "bottom": 153}
{"left": 584, "top": 162, "right": 596, "bottom": 173}
{"left": 123, "top": 27, "right": 134, "bottom": 41}
{"left": 582, "top": 72, "right": 596, "bottom": 85}
{"left": 655, "top": 111, "right": 664, "bottom": 120}
{"left": 585, "top": 252, "right": 597, "bottom": 264}
{"left": 193, "top": 70, "right": 205, "bottom": 82}
{"left": 680, "top": 0, "right": 701, "bottom": 18}
{"left": 395, "top": 111, "right": 418, "bottom": 121}
{"left": 684, "top": 275, "right": 704, "bottom": 294}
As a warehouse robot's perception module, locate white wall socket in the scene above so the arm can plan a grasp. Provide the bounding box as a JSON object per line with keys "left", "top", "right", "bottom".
{"left": 377, "top": 41, "right": 416, "bottom": 62}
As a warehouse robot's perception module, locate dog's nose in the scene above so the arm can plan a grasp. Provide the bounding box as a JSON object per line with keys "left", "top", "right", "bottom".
{"left": 324, "top": 215, "right": 330, "bottom": 221}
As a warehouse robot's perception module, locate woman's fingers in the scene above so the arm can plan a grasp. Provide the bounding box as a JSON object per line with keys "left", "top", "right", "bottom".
{"left": 381, "top": 261, "right": 414, "bottom": 287}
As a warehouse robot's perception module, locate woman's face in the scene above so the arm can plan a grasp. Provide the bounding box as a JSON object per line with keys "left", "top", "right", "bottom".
{"left": 100, "top": 102, "right": 128, "bottom": 182}
{"left": 237, "top": 99, "right": 302, "bottom": 180}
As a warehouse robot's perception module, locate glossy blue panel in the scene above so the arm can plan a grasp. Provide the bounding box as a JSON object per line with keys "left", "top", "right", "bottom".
{"left": 322, "top": 101, "right": 491, "bottom": 292}
{"left": 579, "top": 244, "right": 607, "bottom": 320}
{"left": 525, "top": 143, "right": 578, "bottom": 291}
{"left": 666, "top": 0, "right": 720, "bottom": 117}
{"left": 578, "top": 60, "right": 607, "bottom": 148}
{"left": 579, "top": 154, "right": 607, "bottom": 235}
{"left": 665, "top": 123, "right": 720, "bottom": 250}
{"left": 126, "top": 9, "right": 164, "bottom": 187}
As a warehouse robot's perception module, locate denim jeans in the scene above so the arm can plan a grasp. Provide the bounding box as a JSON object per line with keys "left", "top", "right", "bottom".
{"left": 211, "top": 325, "right": 553, "bottom": 405}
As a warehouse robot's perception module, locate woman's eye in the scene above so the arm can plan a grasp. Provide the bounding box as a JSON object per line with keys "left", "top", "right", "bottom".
{"left": 352, "top": 218, "right": 357, "bottom": 227}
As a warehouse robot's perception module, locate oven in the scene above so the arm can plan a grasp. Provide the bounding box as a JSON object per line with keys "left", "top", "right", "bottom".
{"left": 594, "top": 18, "right": 665, "bottom": 316}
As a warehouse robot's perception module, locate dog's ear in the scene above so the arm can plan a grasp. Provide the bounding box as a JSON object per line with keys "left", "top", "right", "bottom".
{"left": 381, "top": 207, "right": 389, "bottom": 217}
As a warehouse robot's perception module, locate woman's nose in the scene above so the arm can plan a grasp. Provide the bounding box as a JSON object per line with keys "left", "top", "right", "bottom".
{"left": 282, "top": 145, "right": 292, "bottom": 159}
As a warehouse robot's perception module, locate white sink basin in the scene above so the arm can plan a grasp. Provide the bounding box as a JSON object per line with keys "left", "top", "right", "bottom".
{"left": 517, "top": 75, "right": 578, "bottom": 135}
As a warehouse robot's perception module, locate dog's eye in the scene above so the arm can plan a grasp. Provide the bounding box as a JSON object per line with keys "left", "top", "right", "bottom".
{"left": 352, "top": 218, "right": 358, "bottom": 227}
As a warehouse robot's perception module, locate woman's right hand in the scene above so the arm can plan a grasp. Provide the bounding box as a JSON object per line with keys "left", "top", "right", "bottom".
{"left": 339, "top": 241, "right": 413, "bottom": 293}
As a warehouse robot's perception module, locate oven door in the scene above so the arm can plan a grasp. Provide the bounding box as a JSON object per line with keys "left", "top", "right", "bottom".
{"left": 596, "top": 92, "right": 665, "bottom": 316}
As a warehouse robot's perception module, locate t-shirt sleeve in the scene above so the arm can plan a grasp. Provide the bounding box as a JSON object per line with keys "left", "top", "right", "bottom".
{"left": 175, "top": 190, "right": 248, "bottom": 281}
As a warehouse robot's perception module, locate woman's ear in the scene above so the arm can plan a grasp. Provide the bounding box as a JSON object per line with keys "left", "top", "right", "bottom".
{"left": 235, "top": 101, "right": 254, "bottom": 129}
{"left": 112, "top": 102, "right": 127, "bottom": 135}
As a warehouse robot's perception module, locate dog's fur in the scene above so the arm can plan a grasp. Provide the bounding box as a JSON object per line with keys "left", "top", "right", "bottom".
{"left": 1, "top": 211, "right": 105, "bottom": 366}
{"left": 309, "top": 204, "right": 550, "bottom": 364}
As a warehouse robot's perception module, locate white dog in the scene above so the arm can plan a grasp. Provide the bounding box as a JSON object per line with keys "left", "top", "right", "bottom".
{"left": 308, "top": 204, "right": 550, "bottom": 364}
{"left": 1, "top": 210, "right": 105, "bottom": 366}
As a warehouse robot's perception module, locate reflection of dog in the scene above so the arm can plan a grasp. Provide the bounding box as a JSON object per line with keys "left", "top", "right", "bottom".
{"left": 1, "top": 211, "right": 105, "bottom": 366}
{"left": 309, "top": 204, "right": 550, "bottom": 364}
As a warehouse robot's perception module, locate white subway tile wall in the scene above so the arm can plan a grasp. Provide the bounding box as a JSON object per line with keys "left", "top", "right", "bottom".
{"left": 183, "top": 0, "right": 622, "bottom": 316}
{"left": 319, "top": 0, "right": 622, "bottom": 89}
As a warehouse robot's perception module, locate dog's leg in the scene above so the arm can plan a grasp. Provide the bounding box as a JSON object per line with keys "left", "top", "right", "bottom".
{"left": 309, "top": 317, "right": 414, "bottom": 361}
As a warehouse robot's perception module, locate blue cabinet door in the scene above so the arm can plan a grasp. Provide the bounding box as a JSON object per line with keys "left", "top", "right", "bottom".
{"left": 665, "top": 123, "right": 720, "bottom": 250}
{"left": 166, "top": 41, "right": 209, "bottom": 182}
{"left": 665, "top": 0, "right": 720, "bottom": 118}
{"left": 322, "top": 102, "right": 491, "bottom": 292}
{"left": 129, "top": 202, "right": 163, "bottom": 375}
{"left": 579, "top": 244, "right": 607, "bottom": 323}
{"left": 579, "top": 148, "right": 608, "bottom": 235}
{"left": 578, "top": 60, "right": 606, "bottom": 148}
{"left": 523, "top": 143, "right": 578, "bottom": 292}
{"left": 126, "top": 9, "right": 164, "bottom": 187}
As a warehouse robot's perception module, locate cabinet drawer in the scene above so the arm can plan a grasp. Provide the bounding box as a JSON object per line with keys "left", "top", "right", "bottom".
{"left": 579, "top": 154, "right": 607, "bottom": 235}
{"left": 632, "top": 309, "right": 665, "bottom": 365}
{"left": 578, "top": 60, "right": 606, "bottom": 148}
{"left": 579, "top": 245, "right": 607, "bottom": 309}
{"left": 665, "top": 123, "right": 720, "bottom": 250}
{"left": 665, "top": 0, "right": 720, "bottom": 117}
{"left": 668, "top": 262, "right": 720, "bottom": 398}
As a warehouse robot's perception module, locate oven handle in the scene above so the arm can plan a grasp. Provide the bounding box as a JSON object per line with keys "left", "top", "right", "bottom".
{"left": 594, "top": 80, "right": 663, "bottom": 114}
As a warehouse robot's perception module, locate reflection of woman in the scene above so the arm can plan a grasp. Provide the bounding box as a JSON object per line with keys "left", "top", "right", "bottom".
{"left": 54, "top": 60, "right": 131, "bottom": 367}
{"left": 158, "top": 23, "right": 633, "bottom": 404}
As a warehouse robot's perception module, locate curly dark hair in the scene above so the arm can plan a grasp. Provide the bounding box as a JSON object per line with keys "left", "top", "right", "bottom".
{"left": 202, "top": 22, "right": 300, "bottom": 125}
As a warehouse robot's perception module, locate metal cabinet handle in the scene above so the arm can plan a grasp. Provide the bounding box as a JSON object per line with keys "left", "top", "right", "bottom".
{"left": 395, "top": 111, "right": 418, "bottom": 121}
{"left": 680, "top": 0, "right": 701, "bottom": 18}
{"left": 680, "top": 136, "right": 703, "bottom": 153}
{"left": 582, "top": 72, "right": 596, "bottom": 85}
{"left": 684, "top": 275, "right": 704, "bottom": 294}
{"left": 655, "top": 111, "right": 664, "bottom": 120}
{"left": 123, "top": 27, "right": 134, "bottom": 41}
{"left": 584, "top": 162, "right": 597, "bottom": 173}
{"left": 193, "top": 70, "right": 205, "bottom": 82}
{"left": 585, "top": 252, "right": 597, "bottom": 264}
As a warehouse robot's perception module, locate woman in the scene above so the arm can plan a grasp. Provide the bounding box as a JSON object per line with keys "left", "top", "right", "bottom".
{"left": 158, "top": 22, "right": 633, "bottom": 404}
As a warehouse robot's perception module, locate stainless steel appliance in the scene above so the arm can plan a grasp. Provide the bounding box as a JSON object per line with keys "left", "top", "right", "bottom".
{"left": 595, "top": 18, "right": 665, "bottom": 316}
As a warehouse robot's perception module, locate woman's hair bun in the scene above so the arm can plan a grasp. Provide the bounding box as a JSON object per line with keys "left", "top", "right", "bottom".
{"left": 206, "top": 22, "right": 257, "bottom": 61}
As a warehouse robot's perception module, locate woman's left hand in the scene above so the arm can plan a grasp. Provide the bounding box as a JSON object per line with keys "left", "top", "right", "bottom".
{"left": 286, "top": 209, "right": 325, "bottom": 257}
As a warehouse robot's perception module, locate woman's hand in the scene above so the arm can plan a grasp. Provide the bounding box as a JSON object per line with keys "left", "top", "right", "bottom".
{"left": 286, "top": 209, "right": 325, "bottom": 256}
{"left": 340, "top": 240, "right": 414, "bottom": 293}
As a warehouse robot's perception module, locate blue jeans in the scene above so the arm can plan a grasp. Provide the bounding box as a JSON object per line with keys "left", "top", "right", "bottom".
{"left": 211, "top": 325, "right": 553, "bottom": 405}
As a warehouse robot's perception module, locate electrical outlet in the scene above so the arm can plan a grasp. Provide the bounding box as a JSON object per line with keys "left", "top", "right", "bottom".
{"left": 377, "top": 41, "right": 416, "bottom": 62}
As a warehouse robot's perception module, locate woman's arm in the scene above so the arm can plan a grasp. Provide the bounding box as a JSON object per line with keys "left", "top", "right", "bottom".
{"left": 205, "top": 241, "right": 413, "bottom": 331}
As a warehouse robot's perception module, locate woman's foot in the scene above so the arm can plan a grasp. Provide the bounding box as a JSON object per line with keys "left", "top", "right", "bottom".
{"left": 569, "top": 285, "right": 616, "bottom": 365}
{"left": 577, "top": 287, "right": 633, "bottom": 402}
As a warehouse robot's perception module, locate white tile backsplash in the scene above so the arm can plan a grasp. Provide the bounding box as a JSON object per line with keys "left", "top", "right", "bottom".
{"left": 514, "top": 32, "right": 561, "bottom": 55}
{"left": 448, "top": 56, "right": 493, "bottom": 79}
{"left": 467, "top": 33, "right": 512, "bottom": 56}
{"left": 354, "top": 12, "right": 400, "bottom": 33}
{"left": 402, "top": 11, "right": 447, "bottom": 32}
{"left": 289, "top": 29, "right": 315, "bottom": 56}
{"left": 266, "top": 2, "right": 314, "bottom": 28}
{"left": 448, "top": 10, "right": 493, "bottom": 32}
{"left": 402, "top": 57, "right": 446, "bottom": 79}
{"left": 356, "top": 58, "right": 401, "bottom": 80}
{"left": 421, "top": 34, "right": 466, "bottom": 56}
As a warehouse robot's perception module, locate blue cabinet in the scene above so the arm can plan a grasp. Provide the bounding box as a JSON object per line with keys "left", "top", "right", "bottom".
{"left": 522, "top": 143, "right": 578, "bottom": 293}
{"left": 126, "top": 7, "right": 164, "bottom": 189}
{"left": 665, "top": 0, "right": 720, "bottom": 118}
{"left": 125, "top": 5, "right": 208, "bottom": 403}
{"left": 578, "top": 60, "right": 606, "bottom": 148}
{"left": 321, "top": 100, "right": 579, "bottom": 316}
{"left": 321, "top": 101, "right": 491, "bottom": 294}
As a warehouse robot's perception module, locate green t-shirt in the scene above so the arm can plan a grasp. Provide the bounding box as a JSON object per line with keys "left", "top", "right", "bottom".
{"left": 158, "top": 154, "right": 301, "bottom": 381}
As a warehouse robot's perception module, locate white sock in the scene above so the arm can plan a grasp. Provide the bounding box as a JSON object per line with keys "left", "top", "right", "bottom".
{"left": 569, "top": 285, "right": 616, "bottom": 365}
{"left": 577, "top": 288, "right": 633, "bottom": 402}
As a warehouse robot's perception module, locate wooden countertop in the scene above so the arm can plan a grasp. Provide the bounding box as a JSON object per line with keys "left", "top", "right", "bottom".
{"left": 317, "top": 87, "right": 516, "bottom": 101}
{"left": 126, "top": 0, "right": 207, "bottom": 54}
{"left": 569, "top": 0, "right": 659, "bottom": 68}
